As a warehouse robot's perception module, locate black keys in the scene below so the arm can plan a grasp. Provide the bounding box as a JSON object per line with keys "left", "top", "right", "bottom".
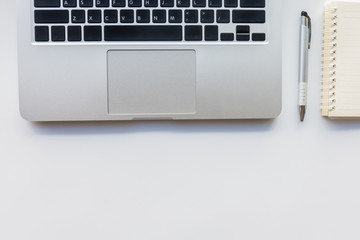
{"left": 72, "top": 10, "right": 85, "bottom": 23}
{"left": 216, "top": 10, "right": 230, "bottom": 23}
{"left": 96, "top": 0, "right": 110, "bottom": 7}
{"left": 51, "top": 26, "right": 65, "bottom": 41}
{"left": 221, "top": 33, "right": 234, "bottom": 41}
{"left": 224, "top": 0, "right": 237, "bottom": 8}
{"left": 80, "top": 0, "right": 93, "bottom": 7}
{"left": 209, "top": 0, "right": 221, "bottom": 7}
{"left": 201, "top": 10, "right": 214, "bottom": 23}
{"left": 137, "top": 10, "right": 150, "bottom": 23}
{"left": 177, "top": 0, "right": 190, "bottom": 7}
{"left": 84, "top": 26, "right": 102, "bottom": 41}
{"left": 252, "top": 33, "right": 266, "bottom": 41}
{"left": 68, "top": 26, "right": 82, "bottom": 41}
{"left": 185, "top": 26, "right": 202, "bottom": 41}
{"left": 63, "top": 0, "right": 77, "bottom": 7}
{"left": 161, "top": 0, "right": 174, "bottom": 7}
{"left": 35, "top": 26, "right": 49, "bottom": 42}
{"left": 88, "top": 10, "right": 101, "bottom": 23}
{"left": 236, "top": 25, "right": 250, "bottom": 41}
{"left": 144, "top": 0, "right": 158, "bottom": 7}
{"left": 185, "top": 10, "right": 198, "bottom": 23}
{"left": 193, "top": 0, "right": 206, "bottom": 7}
{"left": 104, "top": 10, "right": 118, "bottom": 23}
{"left": 153, "top": 10, "right": 166, "bottom": 23}
{"left": 241, "top": 0, "right": 265, "bottom": 8}
{"left": 112, "top": 0, "right": 126, "bottom": 7}
{"left": 34, "top": 0, "right": 60, "bottom": 7}
{"left": 236, "top": 25, "right": 250, "bottom": 33}
{"left": 120, "top": 10, "right": 134, "bottom": 23}
{"left": 128, "top": 0, "right": 142, "bottom": 7}
{"left": 35, "top": 10, "right": 69, "bottom": 23}
{"left": 205, "top": 25, "right": 218, "bottom": 41}
{"left": 169, "top": 10, "right": 182, "bottom": 23}
{"left": 105, "top": 26, "right": 182, "bottom": 41}
{"left": 232, "top": 10, "right": 265, "bottom": 23}
{"left": 35, "top": 25, "right": 68, "bottom": 42}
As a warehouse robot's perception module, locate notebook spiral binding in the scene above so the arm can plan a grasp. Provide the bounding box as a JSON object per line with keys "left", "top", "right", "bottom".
{"left": 321, "top": 7, "right": 338, "bottom": 115}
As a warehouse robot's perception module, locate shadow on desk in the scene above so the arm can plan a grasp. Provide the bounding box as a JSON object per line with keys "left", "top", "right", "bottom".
{"left": 325, "top": 118, "right": 360, "bottom": 132}
{"left": 30, "top": 119, "right": 275, "bottom": 135}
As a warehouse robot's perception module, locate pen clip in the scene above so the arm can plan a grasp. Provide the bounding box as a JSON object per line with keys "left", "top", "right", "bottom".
{"left": 307, "top": 14, "right": 312, "bottom": 49}
{"left": 301, "top": 11, "right": 312, "bottom": 49}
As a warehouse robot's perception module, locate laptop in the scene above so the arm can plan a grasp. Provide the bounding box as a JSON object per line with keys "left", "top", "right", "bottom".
{"left": 17, "top": 0, "right": 282, "bottom": 121}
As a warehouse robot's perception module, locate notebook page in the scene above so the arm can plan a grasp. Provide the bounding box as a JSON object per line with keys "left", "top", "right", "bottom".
{"left": 326, "top": 2, "right": 360, "bottom": 117}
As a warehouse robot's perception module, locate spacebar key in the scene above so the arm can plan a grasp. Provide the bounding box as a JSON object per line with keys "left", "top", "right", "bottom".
{"left": 105, "top": 26, "right": 183, "bottom": 41}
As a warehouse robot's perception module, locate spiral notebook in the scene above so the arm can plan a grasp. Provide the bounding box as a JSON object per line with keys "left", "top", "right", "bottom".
{"left": 322, "top": 1, "right": 360, "bottom": 118}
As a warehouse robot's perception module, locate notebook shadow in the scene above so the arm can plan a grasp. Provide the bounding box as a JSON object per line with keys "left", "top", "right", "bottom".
{"left": 325, "top": 119, "right": 360, "bottom": 131}
{"left": 30, "top": 119, "right": 276, "bottom": 135}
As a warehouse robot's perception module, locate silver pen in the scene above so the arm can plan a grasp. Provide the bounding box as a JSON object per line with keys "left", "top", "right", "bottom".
{"left": 299, "top": 11, "right": 311, "bottom": 122}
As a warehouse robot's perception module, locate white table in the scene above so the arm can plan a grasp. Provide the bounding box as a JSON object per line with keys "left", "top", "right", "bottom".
{"left": 1, "top": 1, "right": 360, "bottom": 240}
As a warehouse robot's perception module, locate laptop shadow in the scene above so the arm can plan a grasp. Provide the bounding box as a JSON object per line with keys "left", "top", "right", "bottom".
{"left": 30, "top": 119, "right": 276, "bottom": 135}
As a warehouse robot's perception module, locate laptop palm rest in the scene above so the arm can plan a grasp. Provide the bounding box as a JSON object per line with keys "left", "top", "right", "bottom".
{"left": 107, "top": 50, "right": 196, "bottom": 116}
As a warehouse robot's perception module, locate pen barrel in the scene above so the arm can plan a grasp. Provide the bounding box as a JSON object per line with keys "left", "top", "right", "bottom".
{"left": 299, "top": 21, "right": 310, "bottom": 106}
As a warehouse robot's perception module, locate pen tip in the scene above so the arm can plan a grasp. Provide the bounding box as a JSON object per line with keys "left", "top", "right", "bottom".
{"left": 300, "top": 106, "right": 306, "bottom": 122}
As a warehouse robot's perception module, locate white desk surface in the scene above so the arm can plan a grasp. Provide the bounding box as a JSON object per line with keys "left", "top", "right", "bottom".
{"left": 2, "top": 1, "right": 360, "bottom": 240}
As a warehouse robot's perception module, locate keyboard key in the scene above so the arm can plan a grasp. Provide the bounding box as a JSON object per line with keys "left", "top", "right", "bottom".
{"left": 236, "top": 25, "right": 250, "bottom": 33}
{"left": 237, "top": 34, "right": 250, "bottom": 41}
{"left": 153, "top": 10, "right": 166, "bottom": 23}
{"left": 128, "top": 0, "right": 142, "bottom": 7}
{"left": 88, "top": 10, "right": 101, "bottom": 23}
{"left": 120, "top": 10, "right": 134, "bottom": 23}
{"left": 177, "top": 0, "right": 190, "bottom": 7}
{"left": 216, "top": 10, "right": 230, "bottom": 23}
{"left": 144, "top": 0, "right": 158, "bottom": 7}
{"left": 232, "top": 10, "right": 265, "bottom": 23}
{"left": 34, "top": 0, "right": 60, "bottom": 7}
{"left": 193, "top": 0, "right": 206, "bottom": 7}
{"left": 35, "top": 26, "right": 49, "bottom": 42}
{"left": 221, "top": 33, "right": 234, "bottom": 41}
{"left": 84, "top": 26, "right": 102, "bottom": 41}
{"left": 224, "top": 0, "right": 237, "bottom": 7}
{"left": 104, "top": 10, "right": 118, "bottom": 23}
{"left": 201, "top": 10, "right": 214, "bottom": 23}
{"left": 205, "top": 25, "right": 218, "bottom": 41}
{"left": 105, "top": 26, "right": 182, "bottom": 41}
{"left": 185, "top": 26, "right": 202, "bottom": 41}
{"left": 160, "top": 0, "right": 174, "bottom": 7}
{"left": 185, "top": 10, "right": 198, "bottom": 23}
{"left": 35, "top": 10, "right": 69, "bottom": 23}
{"left": 96, "top": 0, "right": 110, "bottom": 7}
{"left": 51, "top": 26, "right": 65, "bottom": 41}
{"left": 252, "top": 33, "right": 266, "bottom": 41}
{"left": 112, "top": 0, "right": 126, "bottom": 6}
{"left": 137, "top": 10, "right": 150, "bottom": 23}
{"left": 209, "top": 0, "right": 221, "bottom": 7}
{"left": 169, "top": 10, "right": 182, "bottom": 23}
{"left": 63, "top": 0, "right": 77, "bottom": 7}
{"left": 68, "top": 26, "right": 82, "bottom": 41}
{"left": 80, "top": 0, "right": 93, "bottom": 7}
{"left": 72, "top": 10, "right": 85, "bottom": 23}
{"left": 240, "top": 0, "right": 265, "bottom": 8}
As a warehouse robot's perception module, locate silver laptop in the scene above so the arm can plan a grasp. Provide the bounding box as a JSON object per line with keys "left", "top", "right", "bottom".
{"left": 17, "top": 0, "right": 282, "bottom": 121}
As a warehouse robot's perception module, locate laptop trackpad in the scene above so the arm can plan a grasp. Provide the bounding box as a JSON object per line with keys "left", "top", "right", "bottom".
{"left": 107, "top": 50, "right": 196, "bottom": 115}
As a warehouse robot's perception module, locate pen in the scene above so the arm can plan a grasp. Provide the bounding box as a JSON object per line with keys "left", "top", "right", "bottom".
{"left": 299, "top": 11, "right": 311, "bottom": 122}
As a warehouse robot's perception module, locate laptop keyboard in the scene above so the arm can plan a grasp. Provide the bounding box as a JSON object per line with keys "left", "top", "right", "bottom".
{"left": 33, "top": 0, "right": 267, "bottom": 42}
